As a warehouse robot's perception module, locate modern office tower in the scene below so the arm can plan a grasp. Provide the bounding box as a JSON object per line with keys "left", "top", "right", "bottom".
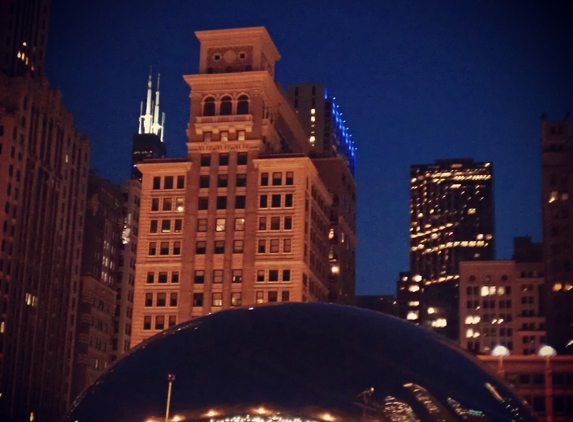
{"left": 131, "top": 73, "right": 167, "bottom": 180}
{"left": 0, "top": 74, "right": 89, "bottom": 421}
{"left": 459, "top": 237, "right": 545, "bottom": 355}
{"left": 408, "top": 158, "right": 494, "bottom": 339}
{"left": 287, "top": 86, "right": 357, "bottom": 304}
{"left": 541, "top": 114, "right": 573, "bottom": 354}
{"left": 396, "top": 272, "right": 424, "bottom": 324}
{"left": 112, "top": 179, "right": 140, "bottom": 360}
{"left": 0, "top": 0, "right": 50, "bottom": 78}
{"left": 355, "top": 295, "right": 397, "bottom": 316}
{"left": 71, "top": 175, "right": 122, "bottom": 400}
{"left": 311, "top": 158, "right": 356, "bottom": 304}
{"left": 131, "top": 27, "right": 334, "bottom": 345}
{"left": 287, "top": 84, "right": 356, "bottom": 175}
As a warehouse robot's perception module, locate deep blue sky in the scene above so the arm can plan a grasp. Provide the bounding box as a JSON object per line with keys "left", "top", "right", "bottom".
{"left": 46, "top": 0, "right": 573, "bottom": 295}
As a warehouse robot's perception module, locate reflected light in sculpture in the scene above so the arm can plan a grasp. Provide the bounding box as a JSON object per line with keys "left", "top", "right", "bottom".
{"left": 65, "top": 303, "right": 535, "bottom": 422}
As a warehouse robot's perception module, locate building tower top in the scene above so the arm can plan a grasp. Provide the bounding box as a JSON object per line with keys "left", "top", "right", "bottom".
{"left": 138, "top": 71, "right": 165, "bottom": 142}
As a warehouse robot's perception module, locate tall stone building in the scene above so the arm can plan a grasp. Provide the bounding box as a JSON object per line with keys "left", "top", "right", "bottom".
{"left": 406, "top": 158, "right": 494, "bottom": 340}
{"left": 0, "top": 75, "right": 89, "bottom": 421}
{"left": 287, "top": 85, "right": 357, "bottom": 304}
{"left": 541, "top": 114, "right": 573, "bottom": 354}
{"left": 131, "top": 27, "right": 337, "bottom": 345}
{"left": 71, "top": 175, "right": 122, "bottom": 400}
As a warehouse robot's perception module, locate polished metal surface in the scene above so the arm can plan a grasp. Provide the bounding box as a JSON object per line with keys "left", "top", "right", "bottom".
{"left": 65, "top": 303, "right": 535, "bottom": 422}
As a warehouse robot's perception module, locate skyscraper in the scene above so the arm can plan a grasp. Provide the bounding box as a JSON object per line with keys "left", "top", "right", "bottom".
{"left": 131, "top": 73, "right": 167, "bottom": 181}
{"left": 287, "top": 85, "right": 357, "bottom": 304}
{"left": 541, "top": 113, "right": 573, "bottom": 354}
{"left": 0, "top": 2, "right": 90, "bottom": 420}
{"left": 131, "top": 27, "right": 337, "bottom": 345}
{"left": 0, "top": 0, "right": 50, "bottom": 78}
{"left": 407, "top": 158, "right": 494, "bottom": 339}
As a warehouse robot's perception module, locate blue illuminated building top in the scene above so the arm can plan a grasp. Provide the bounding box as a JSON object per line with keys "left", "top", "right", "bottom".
{"left": 325, "top": 94, "right": 356, "bottom": 176}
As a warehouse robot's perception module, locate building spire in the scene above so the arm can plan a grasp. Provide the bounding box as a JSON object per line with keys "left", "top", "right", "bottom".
{"left": 138, "top": 69, "right": 165, "bottom": 141}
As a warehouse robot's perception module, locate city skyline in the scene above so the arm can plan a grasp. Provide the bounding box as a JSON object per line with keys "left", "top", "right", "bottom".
{"left": 45, "top": 0, "right": 573, "bottom": 294}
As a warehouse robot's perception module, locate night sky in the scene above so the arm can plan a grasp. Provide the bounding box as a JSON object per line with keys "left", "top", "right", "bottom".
{"left": 45, "top": 0, "right": 573, "bottom": 295}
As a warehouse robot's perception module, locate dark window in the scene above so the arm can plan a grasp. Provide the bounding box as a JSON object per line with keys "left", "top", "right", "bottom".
{"left": 164, "top": 176, "right": 174, "bottom": 189}
{"left": 145, "top": 293, "right": 153, "bottom": 307}
{"left": 284, "top": 216, "right": 292, "bottom": 230}
{"left": 272, "top": 172, "right": 282, "bottom": 185}
{"left": 283, "top": 269, "right": 291, "bottom": 281}
{"left": 150, "top": 220, "right": 158, "bottom": 233}
{"left": 269, "top": 270, "right": 279, "bottom": 282}
{"left": 220, "top": 96, "right": 232, "bottom": 115}
{"left": 173, "top": 241, "right": 181, "bottom": 255}
{"left": 268, "top": 291, "right": 278, "bottom": 302}
{"left": 200, "top": 154, "right": 211, "bottom": 166}
{"left": 194, "top": 270, "right": 205, "bottom": 284}
{"left": 196, "top": 241, "right": 206, "bottom": 254}
{"left": 237, "top": 152, "right": 248, "bottom": 165}
{"left": 259, "top": 217, "right": 267, "bottom": 230}
{"left": 156, "top": 293, "right": 166, "bottom": 307}
{"left": 285, "top": 194, "right": 293, "bottom": 207}
{"left": 217, "top": 196, "right": 227, "bottom": 209}
{"left": 214, "top": 241, "right": 225, "bottom": 254}
{"left": 158, "top": 272, "right": 168, "bottom": 283}
{"left": 198, "top": 197, "right": 209, "bottom": 210}
{"left": 236, "top": 174, "right": 247, "bottom": 187}
{"left": 257, "top": 270, "right": 265, "bottom": 282}
{"left": 199, "top": 175, "right": 210, "bottom": 188}
{"left": 261, "top": 172, "right": 269, "bottom": 186}
{"left": 270, "top": 216, "right": 280, "bottom": 230}
{"left": 233, "top": 240, "right": 244, "bottom": 253}
{"left": 169, "top": 316, "right": 177, "bottom": 327}
{"left": 152, "top": 198, "right": 159, "bottom": 211}
{"left": 143, "top": 316, "right": 151, "bottom": 330}
{"left": 163, "top": 198, "right": 172, "bottom": 211}
{"left": 203, "top": 97, "right": 215, "bottom": 116}
{"left": 160, "top": 242, "right": 169, "bottom": 255}
{"left": 174, "top": 219, "right": 182, "bottom": 233}
{"left": 235, "top": 195, "right": 246, "bottom": 209}
{"left": 237, "top": 95, "right": 249, "bottom": 114}
{"left": 272, "top": 194, "right": 281, "bottom": 207}
{"left": 286, "top": 172, "right": 294, "bottom": 185}
{"left": 258, "top": 240, "right": 266, "bottom": 253}
{"left": 260, "top": 195, "right": 268, "bottom": 208}
{"left": 153, "top": 177, "right": 161, "bottom": 189}
{"left": 149, "top": 242, "right": 157, "bottom": 255}
{"left": 218, "top": 174, "right": 228, "bottom": 187}
{"left": 146, "top": 272, "right": 154, "bottom": 283}
{"left": 171, "top": 272, "right": 179, "bottom": 283}
{"left": 219, "top": 153, "right": 229, "bottom": 166}
{"left": 155, "top": 316, "right": 165, "bottom": 330}
{"left": 282, "top": 291, "right": 290, "bottom": 302}
{"left": 161, "top": 219, "right": 170, "bottom": 232}
{"left": 193, "top": 293, "right": 204, "bottom": 306}
{"left": 177, "top": 176, "right": 185, "bottom": 189}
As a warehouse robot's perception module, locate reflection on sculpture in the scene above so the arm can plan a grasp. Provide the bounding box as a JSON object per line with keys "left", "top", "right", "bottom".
{"left": 65, "top": 303, "right": 535, "bottom": 422}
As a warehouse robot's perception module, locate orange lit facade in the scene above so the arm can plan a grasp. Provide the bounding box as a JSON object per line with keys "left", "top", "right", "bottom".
{"left": 131, "top": 28, "right": 334, "bottom": 345}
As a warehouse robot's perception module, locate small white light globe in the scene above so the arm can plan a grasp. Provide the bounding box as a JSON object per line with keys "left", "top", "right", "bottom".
{"left": 491, "top": 345, "right": 510, "bottom": 357}
{"left": 538, "top": 345, "right": 557, "bottom": 357}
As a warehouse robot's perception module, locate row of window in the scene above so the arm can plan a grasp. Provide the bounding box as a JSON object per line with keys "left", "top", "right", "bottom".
{"left": 151, "top": 197, "right": 184, "bottom": 212}
{"left": 150, "top": 219, "right": 182, "bottom": 233}
{"left": 192, "top": 292, "right": 244, "bottom": 307}
{"left": 148, "top": 242, "right": 181, "bottom": 256}
{"left": 259, "top": 194, "right": 293, "bottom": 208}
{"left": 143, "top": 315, "right": 177, "bottom": 330}
{"left": 193, "top": 269, "right": 243, "bottom": 284}
{"left": 257, "top": 238, "right": 292, "bottom": 254}
{"left": 202, "top": 95, "right": 250, "bottom": 116}
{"left": 198, "top": 217, "right": 244, "bottom": 232}
{"left": 260, "top": 172, "right": 294, "bottom": 186}
{"left": 202, "top": 130, "right": 247, "bottom": 142}
{"left": 146, "top": 272, "right": 179, "bottom": 284}
{"left": 200, "top": 152, "right": 248, "bottom": 167}
{"left": 152, "top": 175, "right": 185, "bottom": 190}
{"left": 199, "top": 173, "right": 247, "bottom": 188}
{"left": 199, "top": 196, "right": 246, "bottom": 210}
{"left": 144, "top": 292, "right": 178, "bottom": 307}
{"left": 465, "top": 300, "right": 513, "bottom": 309}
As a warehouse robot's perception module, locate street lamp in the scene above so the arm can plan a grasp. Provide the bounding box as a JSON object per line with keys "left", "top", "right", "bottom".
{"left": 165, "top": 374, "right": 175, "bottom": 422}
{"left": 491, "top": 345, "right": 510, "bottom": 376}
{"left": 538, "top": 345, "right": 556, "bottom": 422}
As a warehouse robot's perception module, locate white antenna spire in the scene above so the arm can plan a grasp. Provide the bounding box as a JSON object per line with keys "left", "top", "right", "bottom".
{"left": 138, "top": 68, "right": 165, "bottom": 141}
{"left": 138, "top": 101, "right": 144, "bottom": 134}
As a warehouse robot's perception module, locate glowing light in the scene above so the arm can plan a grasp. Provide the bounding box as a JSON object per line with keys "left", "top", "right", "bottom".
{"left": 538, "top": 345, "right": 557, "bottom": 357}
{"left": 204, "top": 410, "right": 219, "bottom": 417}
{"left": 311, "top": 108, "right": 315, "bottom": 114}
{"left": 172, "top": 416, "right": 184, "bottom": 421}
{"left": 320, "top": 414, "right": 335, "bottom": 421}
{"left": 331, "top": 265, "right": 339, "bottom": 274}
{"left": 254, "top": 407, "right": 268, "bottom": 415}
{"left": 407, "top": 311, "right": 419, "bottom": 320}
{"left": 491, "top": 345, "right": 510, "bottom": 357}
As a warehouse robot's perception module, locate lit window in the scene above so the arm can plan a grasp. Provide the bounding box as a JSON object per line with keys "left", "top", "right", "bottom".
{"left": 468, "top": 208, "right": 476, "bottom": 214}
{"left": 310, "top": 116, "right": 316, "bottom": 122}
{"left": 481, "top": 286, "right": 489, "bottom": 297}
{"left": 406, "top": 311, "right": 419, "bottom": 320}
{"left": 408, "top": 301, "right": 420, "bottom": 306}
{"left": 549, "top": 191, "right": 558, "bottom": 203}
{"left": 234, "top": 218, "right": 245, "bottom": 231}
{"left": 309, "top": 136, "right": 315, "bottom": 144}
{"left": 311, "top": 108, "right": 315, "bottom": 115}
{"left": 408, "top": 285, "right": 420, "bottom": 292}
{"left": 216, "top": 218, "right": 226, "bottom": 232}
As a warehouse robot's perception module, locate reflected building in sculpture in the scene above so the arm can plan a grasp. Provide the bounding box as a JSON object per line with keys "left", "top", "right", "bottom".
{"left": 65, "top": 303, "right": 536, "bottom": 422}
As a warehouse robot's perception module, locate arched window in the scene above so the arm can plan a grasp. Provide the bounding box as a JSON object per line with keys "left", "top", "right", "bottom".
{"left": 203, "top": 97, "right": 215, "bottom": 116}
{"left": 220, "top": 96, "right": 232, "bottom": 115}
{"left": 237, "top": 95, "right": 249, "bottom": 115}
